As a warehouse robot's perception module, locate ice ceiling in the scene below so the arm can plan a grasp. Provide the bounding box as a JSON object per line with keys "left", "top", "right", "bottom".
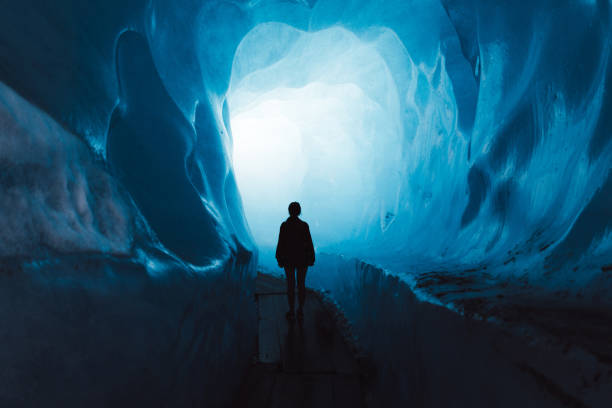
{"left": 1, "top": 0, "right": 611, "bottom": 290}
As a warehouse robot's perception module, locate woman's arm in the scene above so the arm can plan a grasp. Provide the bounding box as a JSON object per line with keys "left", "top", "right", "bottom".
{"left": 305, "top": 224, "right": 315, "bottom": 266}
{"left": 275, "top": 222, "right": 286, "bottom": 267}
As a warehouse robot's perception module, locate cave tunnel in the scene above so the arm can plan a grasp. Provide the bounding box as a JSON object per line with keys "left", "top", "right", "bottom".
{"left": 0, "top": 0, "right": 612, "bottom": 406}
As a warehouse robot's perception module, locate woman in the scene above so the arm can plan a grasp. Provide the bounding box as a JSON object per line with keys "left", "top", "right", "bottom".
{"left": 275, "top": 202, "right": 315, "bottom": 321}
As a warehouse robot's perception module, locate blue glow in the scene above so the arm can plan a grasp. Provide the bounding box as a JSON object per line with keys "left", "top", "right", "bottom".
{"left": 1, "top": 0, "right": 611, "bottom": 405}
{"left": 229, "top": 25, "right": 408, "bottom": 251}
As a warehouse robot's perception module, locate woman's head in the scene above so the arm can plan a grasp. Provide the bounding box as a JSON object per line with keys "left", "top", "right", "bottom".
{"left": 288, "top": 202, "right": 301, "bottom": 217}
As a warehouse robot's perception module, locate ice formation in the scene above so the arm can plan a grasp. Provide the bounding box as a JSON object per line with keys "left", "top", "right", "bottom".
{"left": 2, "top": 0, "right": 610, "bottom": 283}
{"left": 229, "top": 2, "right": 612, "bottom": 293}
{"left": 0, "top": 0, "right": 611, "bottom": 406}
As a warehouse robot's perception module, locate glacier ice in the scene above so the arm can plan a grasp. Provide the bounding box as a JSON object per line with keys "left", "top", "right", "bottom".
{"left": 0, "top": 0, "right": 611, "bottom": 406}
{"left": 228, "top": 1, "right": 612, "bottom": 293}
{"left": 107, "top": 31, "right": 230, "bottom": 265}
{"left": 0, "top": 82, "right": 133, "bottom": 257}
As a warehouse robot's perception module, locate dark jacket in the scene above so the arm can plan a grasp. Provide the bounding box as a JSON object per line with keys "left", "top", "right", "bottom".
{"left": 275, "top": 216, "right": 315, "bottom": 268}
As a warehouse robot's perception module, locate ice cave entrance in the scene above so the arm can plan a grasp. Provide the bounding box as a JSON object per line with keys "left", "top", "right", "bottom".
{"left": 228, "top": 23, "right": 405, "bottom": 252}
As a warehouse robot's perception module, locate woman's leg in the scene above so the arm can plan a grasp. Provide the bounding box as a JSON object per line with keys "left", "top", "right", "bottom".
{"left": 297, "top": 266, "right": 307, "bottom": 312}
{"left": 284, "top": 266, "right": 296, "bottom": 313}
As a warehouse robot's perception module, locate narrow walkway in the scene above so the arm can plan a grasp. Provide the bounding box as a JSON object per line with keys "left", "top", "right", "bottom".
{"left": 233, "top": 272, "right": 364, "bottom": 407}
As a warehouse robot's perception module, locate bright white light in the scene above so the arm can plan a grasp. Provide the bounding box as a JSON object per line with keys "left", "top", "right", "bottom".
{"left": 232, "top": 105, "right": 306, "bottom": 200}
{"left": 231, "top": 82, "right": 396, "bottom": 248}
{"left": 228, "top": 24, "right": 405, "bottom": 252}
{"left": 232, "top": 102, "right": 307, "bottom": 248}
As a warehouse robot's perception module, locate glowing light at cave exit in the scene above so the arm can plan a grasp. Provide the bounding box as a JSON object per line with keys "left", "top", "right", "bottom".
{"left": 231, "top": 83, "right": 391, "bottom": 248}
{"left": 228, "top": 24, "right": 407, "bottom": 252}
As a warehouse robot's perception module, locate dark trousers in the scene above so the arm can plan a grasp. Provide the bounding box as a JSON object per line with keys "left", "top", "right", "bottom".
{"left": 284, "top": 265, "right": 307, "bottom": 312}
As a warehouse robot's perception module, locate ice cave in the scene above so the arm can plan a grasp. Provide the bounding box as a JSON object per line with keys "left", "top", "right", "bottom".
{"left": 0, "top": 0, "right": 611, "bottom": 406}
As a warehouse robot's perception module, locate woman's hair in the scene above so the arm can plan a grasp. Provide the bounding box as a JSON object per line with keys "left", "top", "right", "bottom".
{"left": 288, "top": 202, "right": 301, "bottom": 216}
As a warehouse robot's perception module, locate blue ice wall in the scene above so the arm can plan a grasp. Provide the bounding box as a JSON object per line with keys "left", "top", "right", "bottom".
{"left": 436, "top": 0, "right": 612, "bottom": 288}
{"left": 0, "top": 0, "right": 255, "bottom": 264}
{"left": 304, "top": 254, "right": 584, "bottom": 407}
{"left": 0, "top": 1, "right": 258, "bottom": 406}
{"left": 0, "top": 257, "right": 256, "bottom": 407}
{"left": 107, "top": 31, "right": 228, "bottom": 265}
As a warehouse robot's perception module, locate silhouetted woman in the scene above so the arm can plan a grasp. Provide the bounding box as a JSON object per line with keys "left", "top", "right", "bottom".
{"left": 275, "top": 202, "right": 315, "bottom": 321}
